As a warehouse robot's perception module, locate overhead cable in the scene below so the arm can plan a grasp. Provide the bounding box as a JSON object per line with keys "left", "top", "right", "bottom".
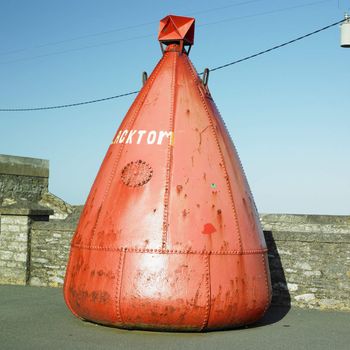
{"left": 0, "top": 91, "right": 139, "bottom": 112}
{"left": 0, "top": 0, "right": 330, "bottom": 65}
{"left": 0, "top": 0, "right": 264, "bottom": 57}
{"left": 0, "top": 18, "right": 345, "bottom": 112}
{"left": 209, "top": 18, "right": 344, "bottom": 72}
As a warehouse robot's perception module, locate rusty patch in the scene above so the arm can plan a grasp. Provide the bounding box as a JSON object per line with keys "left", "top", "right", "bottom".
{"left": 176, "top": 185, "right": 183, "bottom": 193}
{"left": 182, "top": 209, "right": 190, "bottom": 217}
{"left": 202, "top": 223, "right": 216, "bottom": 234}
{"left": 121, "top": 160, "right": 153, "bottom": 187}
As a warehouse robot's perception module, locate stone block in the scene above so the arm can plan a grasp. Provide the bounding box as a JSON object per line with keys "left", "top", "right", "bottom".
{"left": 0, "top": 250, "right": 14, "bottom": 260}
{"left": 13, "top": 252, "right": 27, "bottom": 262}
{"left": 31, "top": 257, "right": 49, "bottom": 264}
{"left": 15, "top": 233, "right": 28, "bottom": 242}
{"left": 0, "top": 267, "right": 26, "bottom": 285}
{"left": 48, "top": 276, "right": 64, "bottom": 286}
{"left": 6, "top": 241, "right": 27, "bottom": 252}
{"left": 294, "top": 293, "right": 316, "bottom": 302}
{"left": 7, "top": 225, "right": 20, "bottom": 232}
{"left": 303, "top": 270, "right": 322, "bottom": 277}
{"left": 6, "top": 261, "right": 21, "bottom": 268}
{"left": 287, "top": 283, "right": 299, "bottom": 292}
{"left": 8, "top": 216, "right": 28, "bottom": 225}
{"left": 30, "top": 277, "right": 46, "bottom": 287}
{"left": 0, "top": 223, "right": 9, "bottom": 230}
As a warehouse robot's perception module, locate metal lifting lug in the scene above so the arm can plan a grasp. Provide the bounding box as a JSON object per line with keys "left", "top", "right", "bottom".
{"left": 202, "top": 68, "right": 209, "bottom": 87}
{"left": 142, "top": 71, "right": 148, "bottom": 86}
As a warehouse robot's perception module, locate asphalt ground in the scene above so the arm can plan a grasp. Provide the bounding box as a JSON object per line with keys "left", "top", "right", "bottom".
{"left": 0, "top": 285, "right": 349, "bottom": 350}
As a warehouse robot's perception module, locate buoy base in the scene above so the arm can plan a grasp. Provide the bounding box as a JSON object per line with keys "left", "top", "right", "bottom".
{"left": 64, "top": 247, "right": 271, "bottom": 332}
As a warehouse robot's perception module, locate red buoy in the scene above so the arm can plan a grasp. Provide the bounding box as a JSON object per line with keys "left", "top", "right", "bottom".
{"left": 64, "top": 15, "right": 271, "bottom": 331}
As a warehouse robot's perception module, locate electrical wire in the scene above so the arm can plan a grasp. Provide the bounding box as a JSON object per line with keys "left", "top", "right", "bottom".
{"left": 199, "top": 0, "right": 331, "bottom": 28}
{"left": 0, "top": 34, "right": 153, "bottom": 65}
{"left": 0, "top": 18, "right": 345, "bottom": 112}
{"left": 0, "top": 0, "right": 264, "bottom": 57}
{"left": 0, "top": 22, "right": 157, "bottom": 57}
{"left": 208, "top": 18, "right": 345, "bottom": 72}
{"left": 0, "top": 0, "right": 330, "bottom": 65}
{"left": 0, "top": 91, "right": 139, "bottom": 112}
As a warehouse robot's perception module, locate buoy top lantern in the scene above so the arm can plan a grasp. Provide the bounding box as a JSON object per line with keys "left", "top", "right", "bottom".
{"left": 158, "top": 15, "right": 195, "bottom": 45}
{"left": 158, "top": 15, "right": 195, "bottom": 54}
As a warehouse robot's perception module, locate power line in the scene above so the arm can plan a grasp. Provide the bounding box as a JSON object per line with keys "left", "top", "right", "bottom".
{"left": 0, "top": 91, "right": 139, "bottom": 112}
{"left": 0, "top": 0, "right": 263, "bottom": 57}
{"left": 187, "top": 0, "right": 264, "bottom": 17}
{"left": 0, "top": 34, "right": 153, "bottom": 65}
{"left": 199, "top": 0, "right": 331, "bottom": 28}
{"left": 0, "top": 18, "right": 345, "bottom": 112}
{"left": 0, "top": 0, "right": 330, "bottom": 65}
{"left": 0, "top": 22, "right": 157, "bottom": 57}
{"left": 209, "top": 18, "right": 345, "bottom": 72}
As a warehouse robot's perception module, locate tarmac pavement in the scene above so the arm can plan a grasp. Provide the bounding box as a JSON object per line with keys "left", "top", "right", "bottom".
{"left": 0, "top": 285, "right": 349, "bottom": 350}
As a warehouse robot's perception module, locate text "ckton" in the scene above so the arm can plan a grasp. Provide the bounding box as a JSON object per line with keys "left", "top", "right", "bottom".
{"left": 112, "top": 129, "right": 174, "bottom": 146}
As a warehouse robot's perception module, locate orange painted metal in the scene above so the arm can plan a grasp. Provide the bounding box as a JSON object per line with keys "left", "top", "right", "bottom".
{"left": 158, "top": 15, "right": 195, "bottom": 45}
{"left": 64, "top": 15, "right": 271, "bottom": 331}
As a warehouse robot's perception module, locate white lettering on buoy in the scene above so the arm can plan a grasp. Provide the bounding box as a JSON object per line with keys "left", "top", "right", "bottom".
{"left": 136, "top": 130, "right": 147, "bottom": 144}
{"left": 119, "top": 130, "right": 128, "bottom": 143}
{"left": 113, "top": 130, "right": 122, "bottom": 144}
{"left": 126, "top": 130, "right": 137, "bottom": 144}
{"left": 112, "top": 129, "right": 174, "bottom": 146}
{"left": 147, "top": 130, "right": 157, "bottom": 144}
{"left": 157, "top": 131, "right": 173, "bottom": 145}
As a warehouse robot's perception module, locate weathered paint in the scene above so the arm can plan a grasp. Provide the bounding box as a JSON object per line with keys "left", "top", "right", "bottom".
{"left": 64, "top": 14, "right": 271, "bottom": 331}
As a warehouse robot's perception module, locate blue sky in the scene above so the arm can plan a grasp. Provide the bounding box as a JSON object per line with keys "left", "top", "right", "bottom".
{"left": 1, "top": 0, "right": 349, "bottom": 214}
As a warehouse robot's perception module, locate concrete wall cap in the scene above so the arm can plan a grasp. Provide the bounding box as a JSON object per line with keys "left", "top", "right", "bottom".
{"left": 0, "top": 201, "right": 54, "bottom": 216}
{"left": 0, "top": 154, "right": 49, "bottom": 178}
{"left": 260, "top": 213, "right": 350, "bottom": 225}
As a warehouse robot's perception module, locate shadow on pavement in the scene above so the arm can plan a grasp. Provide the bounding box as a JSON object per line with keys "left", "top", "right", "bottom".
{"left": 253, "top": 230, "right": 292, "bottom": 327}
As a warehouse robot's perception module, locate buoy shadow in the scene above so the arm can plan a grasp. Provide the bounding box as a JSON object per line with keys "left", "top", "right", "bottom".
{"left": 258, "top": 229, "right": 292, "bottom": 326}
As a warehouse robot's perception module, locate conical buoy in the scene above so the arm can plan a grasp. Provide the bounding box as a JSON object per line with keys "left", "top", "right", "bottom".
{"left": 64, "top": 15, "right": 271, "bottom": 331}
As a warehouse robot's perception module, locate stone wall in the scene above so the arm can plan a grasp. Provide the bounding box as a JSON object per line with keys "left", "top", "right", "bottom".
{"left": 22, "top": 212, "right": 350, "bottom": 311}
{"left": 261, "top": 214, "right": 350, "bottom": 311}
{"left": 0, "top": 154, "right": 49, "bottom": 205}
{"left": 0, "top": 154, "right": 73, "bottom": 285}
{"left": 0, "top": 174, "right": 48, "bottom": 204}
{"left": 0, "top": 215, "right": 30, "bottom": 285}
{"left": 0, "top": 154, "right": 349, "bottom": 311}
{"left": 0, "top": 204, "right": 53, "bottom": 285}
{"left": 1, "top": 206, "right": 349, "bottom": 311}
{"left": 30, "top": 220, "right": 76, "bottom": 287}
